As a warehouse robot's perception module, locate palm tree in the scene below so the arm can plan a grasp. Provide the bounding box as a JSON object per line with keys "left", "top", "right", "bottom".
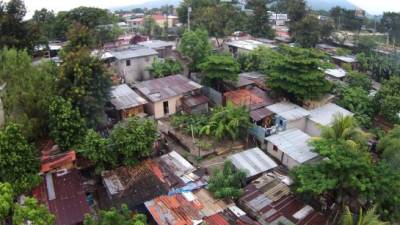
{"left": 320, "top": 113, "right": 371, "bottom": 149}
{"left": 342, "top": 206, "right": 388, "bottom": 225}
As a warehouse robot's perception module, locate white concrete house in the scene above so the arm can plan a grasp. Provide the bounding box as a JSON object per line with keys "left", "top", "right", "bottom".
{"left": 264, "top": 129, "right": 319, "bottom": 169}
{"left": 104, "top": 46, "right": 158, "bottom": 84}
{"left": 266, "top": 102, "right": 310, "bottom": 131}
{"left": 305, "top": 103, "right": 354, "bottom": 137}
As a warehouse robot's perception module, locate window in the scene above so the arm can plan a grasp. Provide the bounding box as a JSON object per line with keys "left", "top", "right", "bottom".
{"left": 163, "top": 101, "right": 169, "bottom": 115}
{"left": 273, "top": 145, "right": 278, "bottom": 151}
{"left": 126, "top": 59, "right": 131, "bottom": 66}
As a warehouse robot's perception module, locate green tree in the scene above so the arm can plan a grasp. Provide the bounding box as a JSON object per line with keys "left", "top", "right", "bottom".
{"left": 0, "top": 0, "right": 41, "bottom": 52}
{"left": 380, "top": 12, "right": 400, "bottom": 44}
{"left": 63, "top": 23, "right": 96, "bottom": 53}
{"left": 319, "top": 114, "right": 370, "bottom": 149}
{"left": 265, "top": 46, "right": 331, "bottom": 102}
{"left": 48, "top": 97, "right": 87, "bottom": 151}
{"left": 336, "top": 87, "right": 373, "bottom": 128}
{"left": 356, "top": 36, "right": 377, "bottom": 55}
{"left": 291, "top": 14, "right": 321, "bottom": 48}
{"left": 0, "top": 182, "right": 13, "bottom": 221}
{"left": 201, "top": 102, "right": 252, "bottom": 141}
{"left": 374, "top": 76, "right": 400, "bottom": 123}
{"left": 246, "top": 0, "right": 274, "bottom": 38}
{"left": 148, "top": 58, "right": 183, "bottom": 78}
{"left": 84, "top": 204, "right": 147, "bottom": 225}
{"left": 208, "top": 161, "right": 246, "bottom": 199}
{"left": 30, "top": 8, "right": 56, "bottom": 44}
{"left": 77, "top": 129, "right": 116, "bottom": 173}
{"left": 59, "top": 48, "right": 112, "bottom": 127}
{"left": 237, "top": 47, "right": 274, "bottom": 72}
{"left": 342, "top": 206, "right": 388, "bottom": 225}
{"left": 12, "top": 197, "right": 55, "bottom": 225}
{"left": 345, "top": 71, "right": 372, "bottom": 91}
{"left": 179, "top": 29, "right": 212, "bottom": 71}
{"left": 0, "top": 123, "right": 40, "bottom": 195}
{"left": 109, "top": 118, "right": 157, "bottom": 166}
{"left": 0, "top": 48, "right": 58, "bottom": 140}
{"left": 142, "top": 16, "right": 161, "bottom": 38}
{"left": 291, "top": 139, "right": 375, "bottom": 206}
{"left": 377, "top": 126, "right": 400, "bottom": 171}
{"left": 199, "top": 54, "right": 240, "bottom": 89}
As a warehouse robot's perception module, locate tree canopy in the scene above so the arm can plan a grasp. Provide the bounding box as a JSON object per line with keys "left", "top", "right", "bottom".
{"left": 290, "top": 14, "right": 321, "bottom": 48}
{"left": 374, "top": 76, "right": 400, "bottom": 123}
{"left": 265, "top": 46, "right": 331, "bottom": 102}
{"left": 199, "top": 54, "right": 240, "bottom": 89}
{"left": 246, "top": 0, "right": 274, "bottom": 38}
{"left": 12, "top": 197, "right": 55, "bottom": 225}
{"left": 109, "top": 118, "right": 157, "bottom": 166}
{"left": 0, "top": 123, "right": 40, "bottom": 195}
{"left": 179, "top": 29, "right": 212, "bottom": 71}
{"left": 148, "top": 58, "right": 183, "bottom": 78}
{"left": 208, "top": 161, "right": 246, "bottom": 199}
{"left": 377, "top": 126, "right": 400, "bottom": 171}
{"left": 84, "top": 204, "right": 147, "bottom": 225}
{"left": 48, "top": 97, "right": 87, "bottom": 151}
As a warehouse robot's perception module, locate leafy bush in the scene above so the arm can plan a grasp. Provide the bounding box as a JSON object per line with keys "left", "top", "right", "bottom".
{"left": 208, "top": 161, "right": 246, "bottom": 199}
{"left": 171, "top": 113, "right": 209, "bottom": 136}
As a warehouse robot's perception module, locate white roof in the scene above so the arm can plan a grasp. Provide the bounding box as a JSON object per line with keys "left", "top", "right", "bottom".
{"left": 265, "top": 129, "right": 318, "bottom": 163}
{"left": 110, "top": 84, "right": 148, "bottom": 110}
{"left": 325, "top": 68, "right": 346, "bottom": 78}
{"left": 227, "top": 39, "right": 276, "bottom": 51}
{"left": 309, "top": 103, "right": 353, "bottom": 126}
{"left": 138, "top": 40, "right": 174, "bottom": 49}
{"left": 267, "top": 102, "right": 310, "bottom": 121}
{"left": 332, "top": 55, "right": 357, "bottom": 63}
{"left": 228, "top": 147, "right": 278, "bottom": 178}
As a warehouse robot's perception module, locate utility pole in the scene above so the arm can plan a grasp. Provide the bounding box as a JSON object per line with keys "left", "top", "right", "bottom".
{"left": 188, "top": 7, "right": 192, "bottom": 31}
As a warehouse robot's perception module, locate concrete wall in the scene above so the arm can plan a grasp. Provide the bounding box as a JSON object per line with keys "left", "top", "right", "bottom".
{"left": 305, "top": 120, "right": 322, "bottom": 137}
{"left": 112, "top": 55, "right": 157, "bottom": 84}
{"left": 149, "top": 95, "right": 182, "bottom": 119}
{"left": 265, "top": 141, "right": 301, "bottom": 170}
{"left": 287, "top": 117, "right": 307, "bottom": 132}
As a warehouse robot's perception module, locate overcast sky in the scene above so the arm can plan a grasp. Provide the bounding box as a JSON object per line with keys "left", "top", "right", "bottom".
{"left": 13, "top": 0, "right": 400, "bottom": 18}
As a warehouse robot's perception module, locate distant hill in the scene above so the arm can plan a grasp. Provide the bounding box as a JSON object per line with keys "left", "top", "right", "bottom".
{"left": 111, "top": 0, "right": 181, "bottom": 11}
{"left": 306, "top": 0, "right": 357, "bottom": 11}
{"left": 112, "top": 0, "right": 358, "bottom": 12}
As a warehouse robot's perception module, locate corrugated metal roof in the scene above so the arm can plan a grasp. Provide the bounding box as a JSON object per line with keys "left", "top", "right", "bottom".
{"left": 224, "top": 87, "right": 274, "bottom": 111}
{"left": 325, "top": 68, "right": 346, "bottom": 78}
{"left": 108, "top": 46, "right": 158, "bottom": 60}
{"left": 135, "top": 75, "right": 202, "bottom": 102}
{"left": 160, "top": 151, "right": 195, "bottom": 177}
{"left": 332, "top": 55, "right": 357, "bottom": 63}
{"left": 228, "top": 147, "right": 278, "bottom": 178}
{"left": 183, "top": 95, "right": 209, "bottom": 107}
{"left": 250, "top": 107, "right": 274, "bottom": 122}
{"left": 138, "top": 40, "right": 174, "bottom": 49}
{"left": 32, "top": 170, "right": 91, "bottom": 225}
{"left": 227, "top": 40, "right": 276, "bottom": 51}
{"left": 265, "top": 129, "right": 318, "bottom": 163}
{"left": 309, "top": 103, "right": 353, "bottom": 126}
{"left": 267, "top": 102, "right": 310, "bottom": 121}
{"left": 110, "top": 84, "right": 148, "bottom": 110}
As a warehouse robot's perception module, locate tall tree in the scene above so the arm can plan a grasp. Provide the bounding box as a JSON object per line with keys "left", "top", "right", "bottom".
{"left": 0, "top": 48, "right": 58, "bottom": 140}
{"left": 142, "top": 16, "right": 162, "bottom": 38}
{"left": 59, "top": 48, "right": 111, "bottom": 127}
{"left": 374, "top": 76, "right": 400, "bottom": 123}
{"left": 379, "top": 12, "right": 400, "bottom": 43}
{"left": 179, "top": 29, "right": 212, "bottom": 72}
{"left": 246, "top": 0, "right": 274, "bottom": 38}
{"left": 78, "top": 129, "right": 116, "bottom": 173}
{"left": 0, "top": 0, "right": 41, "bottom": 52}
{"left": 30, "top": 8, "right": 56, "bottom": 44}
{"left": 12, "top": 197, "right": 55, "bottom": 225}
{"left": 109, "top": 118, "right": 157, "bottom": 166}
{"left": 199, "top": 54, "right": 240, "bottom": 89}
{"left": 208, "top": 161, "right": 247, "bottom": 200}
{"left": 0, "top": 123, "right": 40, "bottom": 195}
{"left": 291, "top": 14, "right": 321, "bottom": 48}
{"left": 377, "top": 126, "right": 400, "bottom": 171}
{"left": 265, "top": 46, "right": 331, "bottom": 102}
{"left": 48, "top": 97, "right": 87, "bottom": 151}
{"left": 148, "top": 58, "right": 183, "bottom": 78}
